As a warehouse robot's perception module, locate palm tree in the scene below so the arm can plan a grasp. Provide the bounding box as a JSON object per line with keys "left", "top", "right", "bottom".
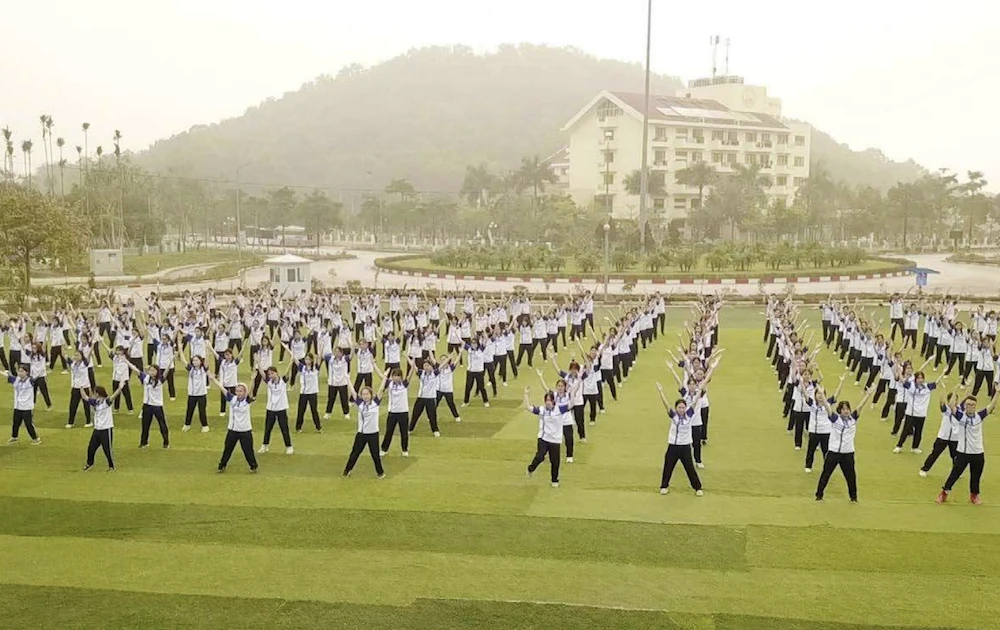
{"left": 56, "top": 137, "right": 66, "bottom": 197}
{"left": 39, "top": 115, "right": 51, "bottom": 192}
{"left": 113, "top": 130, "right": 124, "bottom": 247}
{"left": 516, "top": 155, "right": 557, "bottom": 206}
{"left": 45, "top": 116, "right": 55, "bottom": 193}
{"left": 384, "top": 178, "right": 415, "bottom": 202}
{"left": 460, "top": 163, "right": 497, "bottom": 207}
{"left": 81, "top": 122, "right": 90, "bottom": 183}
{"left": 961, "top": 170, "right": 989, "bottom": 243}
{"left": 674, "top": 162, "right": 718, "bottom": 212}
{"left": 21, "top": 140, "right": 33, "bottom": 185}
{"left": 1, "top": 126, "right": 11, "bottom": 178}
{"left": 624, "top": 168, "right": 666, "bottom": 196}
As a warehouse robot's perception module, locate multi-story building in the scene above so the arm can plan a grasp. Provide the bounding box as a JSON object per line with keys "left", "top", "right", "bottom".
{"left": 561, "top": 76, "right": 811, "bottom": 226}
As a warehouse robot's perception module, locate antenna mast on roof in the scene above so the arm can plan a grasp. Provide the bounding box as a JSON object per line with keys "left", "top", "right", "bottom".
{"left": 724, "top": 38, "right": 730, "bottom": 75}
{"left": 710, "top": 35, "right": 720, "bottom": 78}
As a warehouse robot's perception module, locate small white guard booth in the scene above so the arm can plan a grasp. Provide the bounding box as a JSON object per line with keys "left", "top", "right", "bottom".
{"left": 266, "top": 254, "right": 313, "bottom": 295}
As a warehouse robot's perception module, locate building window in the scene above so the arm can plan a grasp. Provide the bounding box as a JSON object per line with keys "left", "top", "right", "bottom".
{"left": 712, "top": 152, "right": 724, "bottom": 164}
{"left": 727, "top": 131, "right": 738, "bottom": 143}
{"left": 602, "top": 128, "right": 615, "bottom": 141}
{"left": 675, "top": 127, "right": 688, "bottom": 138}
{"left": 761, "top": 133, "right": 771, "bottom": 142}
{"left": 745, "top": 132, "right": 757, "bottom": 142}
{"left": 604, "top": 151, "right": 614, "bottom": 163}
{"left": 691, "top": 151, "right": 703, "bottom": 162}
{"left": 653, "top": 126, "right": 668, "bottom": 141}
{"left": 654, "top": 149, "right": 667, "bottom": 165}
{"left": 674, "top": 198, "right": 687, "bottom": 209}
{"left": 691, "top": 130, "right": 705, "bottom": 143}
{"left": 727, "top": 153, "right": 737, "bottom": 165}
{"left": 777, "top": 134, "right": 789, "bottom": 145}
{"left": 793, "top": 177, "right": 805, "bottom": 186}
{"left": 287, "top": 268, "right": 298, "bottom": 282}
{"left": 653, "top": 197, "right": 665, "bottom": 210}
{"left": 794, "top": 156, "right": 805, "bottom": 167}
{"left": 777, "top": 154, "right": 788, "bottom": 166}
{"left": 675, "top": 150, "right": 688, "bottom": 159}
{"left": 711, "top": 130, "right": 725, "bottom": 141}
{"left": 776, "top": 175, "right": 788, "bottom": 186}
{"left": 270, "top": 268, "right": 280, "bottom": 282}
{"left": 603, "top": 172, "right": 615, "bottom": 186}
{"left": 597, "top": 100, "right": 623, "bottom": 119}
{"left": 795, "top": 135, "right": 806, "bottom": 146}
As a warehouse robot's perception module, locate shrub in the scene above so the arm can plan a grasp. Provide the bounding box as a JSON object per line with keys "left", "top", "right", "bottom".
{"left": 517, "top": 247, "right": 539, "bottom": 272}
{"left": 576, "top": 250, "right": 600, "bottom": 274}
{"left": 675, "top": 249, "right": 697, "bottom": 272}
{"left": 705, "top": 245, "right": 731, "bottom": 272}
{"left": 611, "top": 250, "right": 636, "bottom": 272}
{"left": 544, "top": 251, "right": 566, "bottom": 273}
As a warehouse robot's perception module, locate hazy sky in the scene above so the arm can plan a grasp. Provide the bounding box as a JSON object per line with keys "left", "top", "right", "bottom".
{"left": 3, "top": 0, "right": 997, "bottom": 188}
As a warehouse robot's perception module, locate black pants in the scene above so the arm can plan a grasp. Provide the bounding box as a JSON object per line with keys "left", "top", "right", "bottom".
{"left": 484, "top": 362, "right": 497, "bottom": 395}
{"left": 296, "top": 393, "right": 321, "bottom": 430}
{"left": 889, "top": 318, "right": 903, "bottom": 342}
{"left": 185, "top": 395, "right": 208, "bottom": 427}
{"left": 162, "top": 368, "right": 176, "bottom": 399}
{"left": 816, "top": 451, "right": 857, "bottom": 500}
{"left": 872, "top": 378, "right": 890, "bottom": 405}
{"left": 516, "top": 343, "right": 534, "bottom": 367}
{"left": 528, "top": 438, "right": 560, "bottom": 483}
{"left": 140, "top": 405, "right": 169, "bottom": 447}
{"left": 583, "top": 393, "right": 599, "bottom": 423}
{"left": 880, "top": 388, "right": 896, "bottom": 418}
{"left": 562, "top": 424, "right": 575, "bottom": 458}
{"left": 436, "top": 391, "right": 459, "bottom": 418}
{"left": 572, "top": 405, "right": 586, "bottom": 439}
{"left": 973, "top": 370, "right": 996, "bottom": 397}
{"left": 691, "top": 425, "right": 703, "bottom": 464}
{"left": 897, "top": 415, "right": 926, "bottom": 449}
{"left": 463, "top": 371, "right": 488, "bottom": 404}
{"left": 11, "top": 409, "right": 38, "bottom": 440}
{"left": 409, "top": 398, "right": 439, "bottom": 433}
{"left": 112, "top": 380, "right": 134, "bottom": 411}
{"left": 903, "top": 329, "right": 917, "bottom": 349}
{"left": 263, "top": 410, "right": 292, "bottom": 447}
{"left": 661, "top": 444, "right": 701, "bottom": 490}
{"left": 32, "top": 376, "right": 52, "bottom": 407}
{"left": 892, "top": 403, "right": 906, "bottom": 435}
{"left": 805, "top": 432, "right": 830, "bottom": 469}
{"left": 506, "top": 350, "right": 519, "bottom": 378}
{"left": 921, "top": 438, "right": 957, "bottom": 473}
{"left": 345, "top": 432, "right": 384, "bottom": 475}
{"left": 220, "top": 386, "right": 237, "bottom": 413}
{"left": 790, "top": 410, "right": 809, "bottom": 448}
{"left": 49, "top": 346, "right": 68, "bottom": 370}
{"left": 943, "top": 452, "right": 985, "bottom": 495}
{"left": 68, "top": 387, "right": 92, "bottom": 426}
{"left": 326, "top": 384, "right": 350, "bottom": 415}
{"left": 353, "top": 372, "right": 373, "bottom": 392}
{"left": 86, "top": 428, "right": 114, "bottom": 468}
{"left": 219, "top": 430, "right": 258, "bottom": 471}
{"left": 382, "top": 411, "right": 410, "bottom": 452}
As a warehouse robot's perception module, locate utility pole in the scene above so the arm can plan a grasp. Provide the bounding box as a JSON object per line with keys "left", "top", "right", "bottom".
{"left": 638, "top": 0, "right": 652, "bottom": 254}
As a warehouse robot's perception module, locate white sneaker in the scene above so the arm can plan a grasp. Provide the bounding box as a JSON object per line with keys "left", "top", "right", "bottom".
{"left": 696, "top": 462, "right": 705, "bottom": 469}
{"left": 258, "top": 444, "right": 269, "bottom": 453}
{"left": 503, "top": 382, "right": 508, "bottom": 387}
{"left": 84, "top": 423, "right": 93, "bottom": 428}
{"left": 659, "top": 488, "right": 669, "bottom": 495}
{"left": 201, "top": 426, "right": 210, "bottom": 433}
{"left": 695, "top": 490, "right": 704, "bottom": 497}
{"left": 912, "top": 448, "right": 923, "bottom": 454}
{"left": 30, "top": 438, "right": 41, "bottom": 445}
{"left": 551, "top": 482, "right": 559, "bottom": 488}
{"left": 600, "top": 409, "right": 606, "bottom": 414}
{"left": 64, "top": 424, "right": 73, "bottom": 429}
{"left": 580, "top": 437, "right": 587, "bottom": 443}
{"left": 170, "top": 397, "right": 176, "bottom": 401}
{"left": 219, "top": 412, "right": 226, "bottom": 417}
{"left": 566, "top": 457, "right": 574, "bottom": 463}
{"left": 484, "top": 402, "right": 490, "bottom": 408}
{"left": 919, "top": 470, "right": 928, "bottom": 477}
{"left": 323, "top": 413, "right": 330, "bottom": 420}
{"left": 402, "top": 451, "right": 409, "bottom": 458}
{"left": 526, "top": 470, "right": 532, "bottom": 479}
{"left": 893, "top": 447, "right": 902, "bottom": 453}
{"left": 433, "top": 431, "right": 441, "bottom": 437}
{"left": 285, "top": 447, "right": 294, "bottom": 455}
{"left": 6, "top": 437, "right": 17, "bottom": 444}
{"left": 805, "top": 467, "right": 812, "bottom": 473}
{"left": 344, "top": 414, "right": 350, "bottom": 420}
{"left": 786, "top": 429, "right": 793, "bottom": 435}
{"left": 182, "top": 425, "right": 191, "bottom": 432}
{"left": 794, "top": 446, "right": 801, "bottom": 451}
{"left": 461, "top": 403, "right": 468, "bottom": 408}
{"left": 379, "top": 450, "right": 387, "bottom": 457}
{"left": 455, "top": 417, "right": 461, "bottom": 423}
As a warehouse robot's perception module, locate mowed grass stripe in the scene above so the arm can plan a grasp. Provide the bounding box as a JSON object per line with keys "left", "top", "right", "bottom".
{"left": 0, "top": 497, "right": 747, "bottom": 570}
{"left": 0, "top": 535, "right": 989, "bottom": 629}
{"left": 0, "top": 585, "right": 962, "bottom": 630}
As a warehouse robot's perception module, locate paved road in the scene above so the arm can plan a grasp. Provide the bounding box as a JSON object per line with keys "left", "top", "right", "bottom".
{"left": 94, "top": 250, "right": 1000, "bottom": 299}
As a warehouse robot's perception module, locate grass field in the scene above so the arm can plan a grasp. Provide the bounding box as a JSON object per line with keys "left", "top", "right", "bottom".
{"left": 0, "top": 306, "right": 993, "bottom": 629}
{"left": 381, "top": 256, "right": 908, "bottom": 280}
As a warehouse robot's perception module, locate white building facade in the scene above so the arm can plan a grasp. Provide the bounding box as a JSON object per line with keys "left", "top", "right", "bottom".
{"left": 562, "top": 76, "right": 811, "bottom": 227}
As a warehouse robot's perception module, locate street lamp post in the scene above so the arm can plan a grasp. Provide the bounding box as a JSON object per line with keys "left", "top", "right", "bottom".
{"left": 488, "top": 221, "right": 497, "bottom": 247}
{"left": 603, "top": 222, "right": 611, "bottom": 300}
{"left": 603, "top": 129, "right": 614, "bottom": 216}
{"left": 235, "top": 161, "right": 253, "bottom": 262}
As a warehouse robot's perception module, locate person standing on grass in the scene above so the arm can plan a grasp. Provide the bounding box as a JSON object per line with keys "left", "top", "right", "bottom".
{"left": 293, "top": 353, "right": 322, "bottom": 434}
{"left": 81, "top": 383, "right": 127, "bottom": 471}
{"left": 654, "top": 382, "right": 703, "bottom": 496}
{"left": 343, "top": 378, "right": 386, "bottom": 479}
{"left": 209, "top": 372, "right": 258, "bottom": 474}
{"left": 409, "top": 354, "right": 442, "bottom": 437}
{"left": 2, "top": 365, "right": 42, "bottom": 446}
{"left": 323, "top": 346, "right": 352, "bottom": 421}
{"left": 894, "top": 367, "right": 943, "bottom": 455}
{"left": 380, "top": 365, "right": 412, "bottom": 455}
{"left": 256, "top": 358, "right": 295, "bottom": 456}
{"left": 803, "top": 373, "right": 846, "bottom": 473}
{"left": 523, "top": 387, "right": 568, "bottom": 489}
{"left": 937, "top": 392, "right": 998, "bottom": 505}
{"left": 66, "top": 350, "right": 93, "bottom": 428}
{"left": 920, "top": 390, "right": 961, "bottom": 478}
{"left": 125, "top": 361, "right": 171, "bottom": 450}
{"left": 461, "top": 336, "right": 490, "bottom": 409}
{"left": 815, "top": 388, "right": 873, "bottom": 502}
{"left": 179, "top": 348, "right": 210, "bottom": 433}
{"left": 536, "top": 370, "right": 582, "bottom": 464}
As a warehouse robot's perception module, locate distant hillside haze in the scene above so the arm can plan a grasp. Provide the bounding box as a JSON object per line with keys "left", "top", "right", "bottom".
{"left": 137, "top": 44, "right": 925, "bottom": 195}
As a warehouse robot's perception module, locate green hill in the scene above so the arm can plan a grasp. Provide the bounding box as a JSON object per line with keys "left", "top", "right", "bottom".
{"left": 138, "top": 44, "right": 925, "bottom": 196}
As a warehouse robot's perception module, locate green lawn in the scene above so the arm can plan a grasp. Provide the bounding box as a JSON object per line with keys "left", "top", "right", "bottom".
{"left": 0, "top": 306, "right": 989, "bottom": 629}
{"left": 123, "top": 249, "right": 262, "bottom": 276}
{"left": 381, "top": 256, "right": 907, "bottom": 280}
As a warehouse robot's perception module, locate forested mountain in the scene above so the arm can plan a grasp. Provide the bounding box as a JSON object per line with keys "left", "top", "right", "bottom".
{"left": 137, "top": 44, "right": 925, "bottom": 197}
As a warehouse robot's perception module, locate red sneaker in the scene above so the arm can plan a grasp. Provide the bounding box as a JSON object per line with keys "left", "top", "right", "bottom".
{"left": 935, "top": 490, "right": 948, "bottom": 504}
{"left": 971, "top": 494, "right": 982, "bottom": 505}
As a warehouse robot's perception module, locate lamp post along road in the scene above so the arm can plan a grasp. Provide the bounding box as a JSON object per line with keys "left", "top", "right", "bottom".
{"left": 235, "top": 162, "right": 253, "bottom": 262}
{"left": 603, "top": 128, "right": 614, "bottom": 216}
{"left": 638, "top": 0, "right": 652, "bottom": 254}
{"left": 603, "top": 222, "right": 611, "bottom": 300}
